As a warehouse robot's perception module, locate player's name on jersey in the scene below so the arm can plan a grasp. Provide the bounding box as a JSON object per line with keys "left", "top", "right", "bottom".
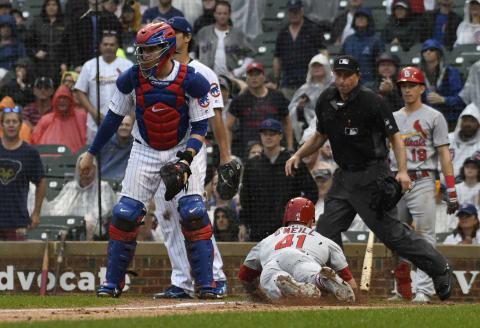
{"left": 274, "top": 226, "right": 316, "bottom": 236}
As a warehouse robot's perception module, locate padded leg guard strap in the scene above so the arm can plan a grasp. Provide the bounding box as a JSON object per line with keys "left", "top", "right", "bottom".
{"left": 178, "top": 195, "right": 215, "bottom": 291}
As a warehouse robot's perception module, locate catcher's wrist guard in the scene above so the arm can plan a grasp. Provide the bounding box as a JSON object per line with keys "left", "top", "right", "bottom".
{"left": 176, "top": 150, "right": 194, "bottom": 165}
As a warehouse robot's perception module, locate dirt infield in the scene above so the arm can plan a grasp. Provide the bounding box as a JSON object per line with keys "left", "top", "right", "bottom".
{"left": 0, "top": 296, "right": 459, "bottom": 323}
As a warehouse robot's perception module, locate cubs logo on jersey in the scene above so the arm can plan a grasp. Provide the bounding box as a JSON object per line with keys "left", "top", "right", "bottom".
{"left": 198, "top": 94, "right": 210, "bottom": 108}
{"left": 0, "top": 159, "right": 22, "bottom": 185}
{"left": 210, "top": 83, "right": 220, "bottom": 98}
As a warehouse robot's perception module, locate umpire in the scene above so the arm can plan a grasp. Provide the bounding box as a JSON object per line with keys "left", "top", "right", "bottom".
{"left": 285, "top": 55, "right": 454, "bottom": 301}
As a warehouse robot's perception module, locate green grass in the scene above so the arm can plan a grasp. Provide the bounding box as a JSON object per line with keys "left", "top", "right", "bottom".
{"left": 0, "top": 295, "right": 126, "bottom": 309}
{"left": 0, "top": 304, "right": 479, "bottom": 328}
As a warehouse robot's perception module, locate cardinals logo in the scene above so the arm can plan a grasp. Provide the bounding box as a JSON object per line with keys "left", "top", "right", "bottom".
{"left": 413, "top": 120, "right": 427, "bottom": 138}
{"left": 0, "top": 159, "right": 22, "bottom": 185}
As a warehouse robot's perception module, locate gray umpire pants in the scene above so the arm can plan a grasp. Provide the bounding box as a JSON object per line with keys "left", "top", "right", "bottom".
{"left": 316, "top": 161, "right": 448, "bottom": 279}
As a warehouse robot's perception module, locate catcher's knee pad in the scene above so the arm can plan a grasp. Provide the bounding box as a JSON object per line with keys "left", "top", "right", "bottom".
{"left": 178, "top": 195, "right": 214, "bottom": 289}
{"left": 178, "top": 194, "right": 212, "bottom": 241}
{"left": 104, "top": 197, "right": 145, "bottom": 288}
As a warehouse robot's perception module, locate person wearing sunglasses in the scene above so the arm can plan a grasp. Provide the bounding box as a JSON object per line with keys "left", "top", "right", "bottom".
{"left": 0, "top": 96, "right": 31, "bottom": 143}
{"left": 0, "top": 105, "right": 46, "bottom": 241}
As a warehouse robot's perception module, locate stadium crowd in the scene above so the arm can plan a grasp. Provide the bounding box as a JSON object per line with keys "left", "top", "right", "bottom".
{"left": 0, "top": 0, "right": 479, "bottom": 248}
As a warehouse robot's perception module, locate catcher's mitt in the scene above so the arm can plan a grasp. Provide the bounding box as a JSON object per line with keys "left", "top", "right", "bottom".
{"left": 370, "top": 176, "right": 402, "bottom": 212}
{"left": 160, "top": 161, "right": 192, "bottom": 201}
{"left": 217, "top": 158, "right": 242, "bottom": 200}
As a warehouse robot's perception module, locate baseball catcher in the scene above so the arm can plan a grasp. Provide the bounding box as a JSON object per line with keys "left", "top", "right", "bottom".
{"left": 238, "top": 197, "right": 356, "bottom": 301}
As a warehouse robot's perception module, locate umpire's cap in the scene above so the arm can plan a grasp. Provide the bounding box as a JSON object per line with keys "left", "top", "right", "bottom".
{"left": 332, "top": 55, "right": 360, "bottom": 73}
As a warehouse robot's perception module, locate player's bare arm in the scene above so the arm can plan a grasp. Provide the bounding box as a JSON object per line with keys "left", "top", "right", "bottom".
{"left": 285, "top": 131, "right": 327, "bottom": 176}
{"left": 282, "top": 116, "right": 294, "bottom": 151}
{"left": 389, "top": 132, "right": 411, "bottom": 193}
{"left": 211, "top": 109, "right": 232, "bottom": 164}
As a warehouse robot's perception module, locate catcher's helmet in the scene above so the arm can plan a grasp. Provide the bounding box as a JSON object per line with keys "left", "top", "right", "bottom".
{"left": 283, "top": 197, "right": 315, "bottom": 228}
{"left": 397, "top": 66, "right": 425, "bottom": 84}
{"left": 134, "top": 22, "right": 176, "bottom": 78}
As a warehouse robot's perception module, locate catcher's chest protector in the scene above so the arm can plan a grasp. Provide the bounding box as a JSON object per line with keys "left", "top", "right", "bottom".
{"left": 135, "top": 64, "right": 191, "bottom": 150}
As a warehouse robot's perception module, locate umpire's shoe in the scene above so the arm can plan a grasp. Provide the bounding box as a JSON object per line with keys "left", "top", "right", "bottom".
{"left": 153, "top": 285, "right": 193, "bottom": 299}
{"left": 97, "top": 282, "right": 123, "bottom": 298}
{"left": 433, "top": 262, "right": 454, "bottom": 301}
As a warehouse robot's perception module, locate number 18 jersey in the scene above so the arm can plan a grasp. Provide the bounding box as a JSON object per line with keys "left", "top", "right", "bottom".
{"left": 243, "top": 224, "right": 348, "bottom": 273}
{"left": 389, "top": 105, "right": 449, "bottom": 172}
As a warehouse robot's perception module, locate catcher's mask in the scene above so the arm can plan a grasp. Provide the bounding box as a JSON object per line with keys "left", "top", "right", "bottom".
{"left": 283, "top": 197, "right": 315, "bottom": 228}
{"left": 134, "top": 22, "right": 176, "bottom": 78}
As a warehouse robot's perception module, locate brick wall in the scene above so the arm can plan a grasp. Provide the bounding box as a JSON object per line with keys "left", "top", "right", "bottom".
{"left": 0, "top": 242, "right": 479, "bottom": 301}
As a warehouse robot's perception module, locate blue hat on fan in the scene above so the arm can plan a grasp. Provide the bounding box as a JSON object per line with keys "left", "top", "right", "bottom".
{"left": 260, "top": 119, "right": 283, "bottom": 133}
{"left": 168, "top": 16, "right": 193, "bottom": 34}
{"left": 456, "top": 203, "right": 478, "bottom": 216}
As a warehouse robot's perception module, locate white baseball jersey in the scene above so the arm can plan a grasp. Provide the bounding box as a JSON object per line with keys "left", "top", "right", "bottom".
{"left": 244, "top": 224, "right": 348, "bottom": 273}
{"left": 153, "top": 59, "right": 227, "bottom": 294}
{"left": 389, "top": 104, "right": 449, "bottom": 171}
{"left": 243, "top": 224, "right": 348, "bottom": 300}
{"left": 75, "top": 56, "right": 133, "bottom": 144}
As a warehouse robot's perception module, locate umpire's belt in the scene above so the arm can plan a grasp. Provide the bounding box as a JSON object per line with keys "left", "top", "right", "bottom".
{"left": 407, "top": 170, "right": 434, "bottom": 181}
{"left": 339, "top": 160, "right": 385, "bottom": 172}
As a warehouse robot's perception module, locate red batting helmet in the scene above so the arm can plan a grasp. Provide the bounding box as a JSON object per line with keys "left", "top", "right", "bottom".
{"left": 283, "top": 197, "right": 315, "bottom": 228}
{"left": 134, "top": 22, "right": 176, "bottom": 78}
{"left": 397, "top": 66, "right": 425, "bottom": 84}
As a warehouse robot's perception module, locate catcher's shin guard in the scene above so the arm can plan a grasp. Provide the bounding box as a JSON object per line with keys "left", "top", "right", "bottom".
{"left": 98, "top": 197, "right": 145, "bottom": 297}
{"left": 178, "top": 195, "right": 215, "bottom": 295}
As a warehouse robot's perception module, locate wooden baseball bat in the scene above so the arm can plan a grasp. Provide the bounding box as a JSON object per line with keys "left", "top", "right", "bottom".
{"left": 53, "top": 231, "right": 67, "bottom": 296}
{"left": 40, "top": 230, "right": 50, "bottom": 296}
{"left": 360, "top": 231, "right": 375, "bottom": 292}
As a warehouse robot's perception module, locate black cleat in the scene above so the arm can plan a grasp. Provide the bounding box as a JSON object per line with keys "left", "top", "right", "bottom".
{"left": 433, "top": 262, "right": 454, "bottom": 301}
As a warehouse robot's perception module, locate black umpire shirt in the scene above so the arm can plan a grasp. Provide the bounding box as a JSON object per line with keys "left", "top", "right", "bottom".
{"left": 315, "top": 84, "right": 399, "bottom": 170}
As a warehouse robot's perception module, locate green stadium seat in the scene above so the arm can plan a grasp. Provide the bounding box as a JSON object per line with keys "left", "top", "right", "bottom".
{"left": 342, "top": 231, "right": 370, "bottom": 243}
{"left": 364, "top": 0, "right": 387, "bottom": 10}
{"left": 35, "top": 144, "right": 73, "bottom": 157}
{"left": 436, "top": 232, "right": 451, "bottom": 243}
{"left": 327, "top": 44, "right": 343, "bottom": 57}
{"left": 373, "top": 8, "right": 389, "bottom": 32}
{"left": 28, "top": 216, "right": 87, "bottom": 241}
{"left": 42, "top": 155, "right": 77, "bottom": 179}
{"left": 45, "top": 177, "right": 65, "bottom": 201}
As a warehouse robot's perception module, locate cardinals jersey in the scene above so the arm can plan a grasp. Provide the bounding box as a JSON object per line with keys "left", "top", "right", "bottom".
{"left": 389, "top": 104, "right": 449, "bottom": 171}
{"left": 243, "top": 224, "right": 348, "bottom": 273}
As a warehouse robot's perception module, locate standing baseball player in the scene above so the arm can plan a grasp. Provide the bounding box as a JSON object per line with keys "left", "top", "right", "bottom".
{"left": 238, "top": 197, "right": 356, "bottom": 301}
{"left": 152, "top": 16, "right": 241, "bottom": 299}
{"left": 79, "top": 22, "right": 220, "bottom": 298}
{"left": 389, "top": 67, "right": 458, "bottom": 302}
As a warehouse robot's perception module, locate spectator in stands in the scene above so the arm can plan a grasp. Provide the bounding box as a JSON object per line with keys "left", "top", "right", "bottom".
{"left": 443, "top": 203, "right": 480, "bottom": 244}
{"left": 449, "top": 103, "right": 480, "bottom": 177}
{"left": 456, "top": 157, "right": 480, "bottom": 205}
{"left": 239, "top": 118, "right": 318, "bottom": 242}
{"left": 330, "top": 0, "right": 365, "bottom": 45}
{"left": 382, "top": 0, "right": 418, "bottom": 51}
{"left": 22, "top": 77, "right": 54, "bottom": 130}
{"left": 365, "top": 52, "right": 404, "bottom": 112}
{"left": 74, "top": 32, "right": 133, "bottom": 144}
{"left": 311, "top": 162, "right": 334, "bottom": 222}
{"left": 213, "top": 206, "right": 239, "bottom": 242}
{"left": 142, "top": 0, "right": 183, "bottom": 24}
{"left": 455, "top": 0, "right": 480, "bottom": 46}
{"left": 100, "top": 115, "right": 134, "bottom": 180}
{"left": 226, "top": 62, "right": 293, "bottom": 159}
{"left": 103, "top": 0, "right": 120, "bottom": 14}
{"left": 0, "top": 107, "right": 45, "bottom": 241}
{"left": 419, "top": 0, "right": 462, "bottom": 51}
{"left": 61, "top": 71, "right": 84, "bottom": 109}
{"left": 26, "top": 0, "right": 67, "bottom": 86}
{"left": 31, "top": 85, "right": 87, "bottom": 154}
{"left": 0, "top": 57, "right": 34, "bottom": 107}
{"left": 421, "top": 39, "right": 465, "bottom": 125}
{"left": 246, "top": 140, "right": 263, "bottom": 159}
{"left": 0, "top": 0, "right": 10, "bottom": 16}
{"left": 0, "top": 14, "right": 26, "bottom": 71}
{"left": 10, "top": 8, "right": 26, "bottom": 43}
{"left": 196, "top": 0, "right": 255, "bottom": 77}
{"left": 342, "top": 8, "right": 384, "bottom": 84}
{"left": 120, "top": 3, "right": 141, "bottom": 37}
{"left": 289, "top": 53, "right": 332, "bottom": 145}
{"left": 0, "top": 96, "right": 31, "bottom": 143}
{"left": 65, "top": 0, "right": 122, "bottom": 70}
{"left": 64, "top": 0, "right": 89, "bottom": 21}
{"left": 460, "top": 59, "right": 480, "bottom": 108}
{"left": 193, "top": 0, "right": 216, "bottom": 35}
{"left": 47, "top": 152, "right": 117, "bottom": 240}
{"left": 273, "top": 0, "right": 326, "bottom": 100}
